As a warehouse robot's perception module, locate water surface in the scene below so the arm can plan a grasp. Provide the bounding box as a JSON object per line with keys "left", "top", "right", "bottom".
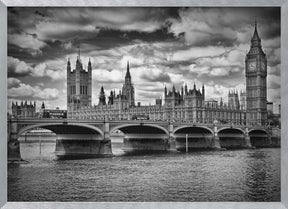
{"left": 8, "top": 140, "right": 280, "bottom": 202}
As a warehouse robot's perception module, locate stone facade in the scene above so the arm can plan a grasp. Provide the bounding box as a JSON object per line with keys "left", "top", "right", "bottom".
{"left": 67, "top": 55, "right": 92, "bottom": 111}
{"left": 12, "top": 101, "right": 36, "bottom": 118}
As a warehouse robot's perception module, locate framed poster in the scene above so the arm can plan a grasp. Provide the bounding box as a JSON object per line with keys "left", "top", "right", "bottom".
{"left": 0, "top": 0, "right": 287, "bottom": 209}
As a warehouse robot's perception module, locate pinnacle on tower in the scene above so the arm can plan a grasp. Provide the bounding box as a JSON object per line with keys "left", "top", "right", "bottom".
{"left": 78, "top": 44, "right": 81, "bottom": 59}
{"left": 251, "top": 20, "right": 260, "bottom": 41}
{"left": 126, "top": 60, "right": 131, "bottom": 78}
{"left": 67, "top": 57, "right": 71, "bottom": 72}
{"left": 41, "top": 102, "right": 45, "bottom": 109}
{"left": 250, "top": 20, "right": 262, "bottom": 49}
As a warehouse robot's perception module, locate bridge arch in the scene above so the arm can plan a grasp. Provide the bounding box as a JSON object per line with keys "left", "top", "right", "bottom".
{"left": 173, "top": 126, "right": 214, "bottom": 151}
{"left": 110, "top": 124, "right": 169, "bottom": 153}
{"left": 249, "top": 129, "right": 269, "bottom": 147}
{"left": 16, "top": 123, "right": 109, "bottom": 159}
{"left": 218, "top": 127, "right": 245, "bottom": 135}
{"left": 18, "top": 123, "right": 104, "bottom": 137}
{"left": 110, "top": 124, "right": 169, "bottom": 135}
{"left": 249, "top": 129, "right": 268, "bottom": 135}
{"left": 174, "top": 125, "right": 213, "bottom": 135}
{"left": 218, "top": 127, "right": 245, "bottom": 149}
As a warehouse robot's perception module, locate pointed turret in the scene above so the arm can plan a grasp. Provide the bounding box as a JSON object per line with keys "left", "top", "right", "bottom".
{"left": 41, "top": 102, "right": 45, "bottom": 109}
{"left": 202, "top": 84, "right": 205, "bottom": 98}
{"left": 108, "top": 90, "right": 114, "bottom": 105}
{"left": 251, "top": 20, "right": 261, "bottom": 43}
{"left": 247, "top": 20, "right": 265, "bottom": 55}
{"left": 67, "top": 58, "right": 71, "bottom": 72}
{"left": 123, "top": 60, "right": 132, "bottom": 86}
{"left": 126, "top": 60, "right": 130, "bottom": 76}
{"left": 172, "top": 85, "right": 175, "bottom": 94}
{"left": 99, "top": 85, "right": 106, "bottom": 106}
{"left": 88, "top": 58, "right": 92, "bottom": 71}
{"left": 75, "top": 45, "right": 83, "bottom": 69}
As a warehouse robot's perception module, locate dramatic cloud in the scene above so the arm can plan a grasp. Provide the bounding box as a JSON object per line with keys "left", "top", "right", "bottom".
{"left": 7, "top": 7, "right": 281, "bottom": 109}
{"left": 8, "top": 56, "right": 66, "bottom": 80}
{"left": 8, "top": 33, "right": 47, "bottom": 55}
{"left": 8, "top": 78, "right": 21, "bottom": 88}
{"left": 168, "top": 8, "right": 280, "bottom": 47}
{"left": 8, "top": 83, "right": 60, "bottom": 100}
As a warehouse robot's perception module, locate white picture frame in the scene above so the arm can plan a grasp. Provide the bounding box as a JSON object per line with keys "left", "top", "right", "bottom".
{"left": 0, "top": 0, "right": 287, "bottom": 209}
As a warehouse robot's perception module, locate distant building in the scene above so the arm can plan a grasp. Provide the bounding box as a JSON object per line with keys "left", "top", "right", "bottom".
{"left": 267, "top": 102, "right": 273, "bottom": 116}
{"left": 12, "top": 101, "right": 36, "bottom": 118}
{"left": 228, "top": 90, "right": 240, "bottom": 109}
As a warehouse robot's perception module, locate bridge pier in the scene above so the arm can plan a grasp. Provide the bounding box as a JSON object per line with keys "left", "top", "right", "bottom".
{"left": 54, "top": 122, "right": 112, "bottom": 159}
{"left": 99, "top": 122, "right": 112, "bottom": 155}
{"left": 8, "top": 119, "right": 22, "bottom": 162}
{"left": 168, "top": 124, "right": 176, "bottom": 151}
{"left": 212, "top": 126, "right": 222, "bottom": 150}
{"left": 244, "top": 127, "right": 252, "bottom": 148}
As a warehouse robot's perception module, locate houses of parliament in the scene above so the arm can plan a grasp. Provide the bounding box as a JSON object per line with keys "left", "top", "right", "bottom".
{"left": 67, "top": 23, "right": 268, "bottom": 126}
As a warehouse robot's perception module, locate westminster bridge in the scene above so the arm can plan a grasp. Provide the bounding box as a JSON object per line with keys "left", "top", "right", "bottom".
{"left": 7, "top": 118, "right": 280, "bottom": 161}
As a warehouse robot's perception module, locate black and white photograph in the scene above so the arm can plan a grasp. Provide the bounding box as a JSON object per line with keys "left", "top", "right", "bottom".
{"left": 7, "top": 7, "right": 281, "bottom": 202}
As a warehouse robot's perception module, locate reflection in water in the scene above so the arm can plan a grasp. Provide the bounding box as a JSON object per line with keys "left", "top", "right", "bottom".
{"left": 8, "top": 140, "right": 280, "bottom": 202}
{"left": 244, "top": 151, "right": 280, "bottom": 201}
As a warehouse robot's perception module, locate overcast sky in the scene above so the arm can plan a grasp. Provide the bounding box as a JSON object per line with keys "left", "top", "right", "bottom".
{"left": 7, "top": 7, "right": 281, "bottom": 112}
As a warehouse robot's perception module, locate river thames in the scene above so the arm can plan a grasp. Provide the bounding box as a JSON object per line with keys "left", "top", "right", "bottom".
{"left": 8, "top": 138, "right": 280, "bottom": 202}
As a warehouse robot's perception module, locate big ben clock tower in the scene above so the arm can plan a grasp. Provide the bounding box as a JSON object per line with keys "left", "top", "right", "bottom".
{"left": 245, "top": 21, "right": 267, "bottom": 126}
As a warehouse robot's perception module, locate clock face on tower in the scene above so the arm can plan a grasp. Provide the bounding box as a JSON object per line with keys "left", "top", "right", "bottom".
{"left": 248, "top": 62, "right": 256, "bottom": 71}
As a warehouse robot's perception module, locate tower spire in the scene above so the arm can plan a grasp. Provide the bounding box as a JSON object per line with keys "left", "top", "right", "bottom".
{"left": 78, "top": 44, "right": 80, "bottom": 59}
{"left": 248, "top": 20, "right": 264, "bottom": 56}
{"left": 124, "top": 60, "right": 132, "bottom": 85}
{"left": 126, "top": 60, "right": 131, "bottom": 78}
{"left": 251, "top": 20, "right": 261, "bottom": 42}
